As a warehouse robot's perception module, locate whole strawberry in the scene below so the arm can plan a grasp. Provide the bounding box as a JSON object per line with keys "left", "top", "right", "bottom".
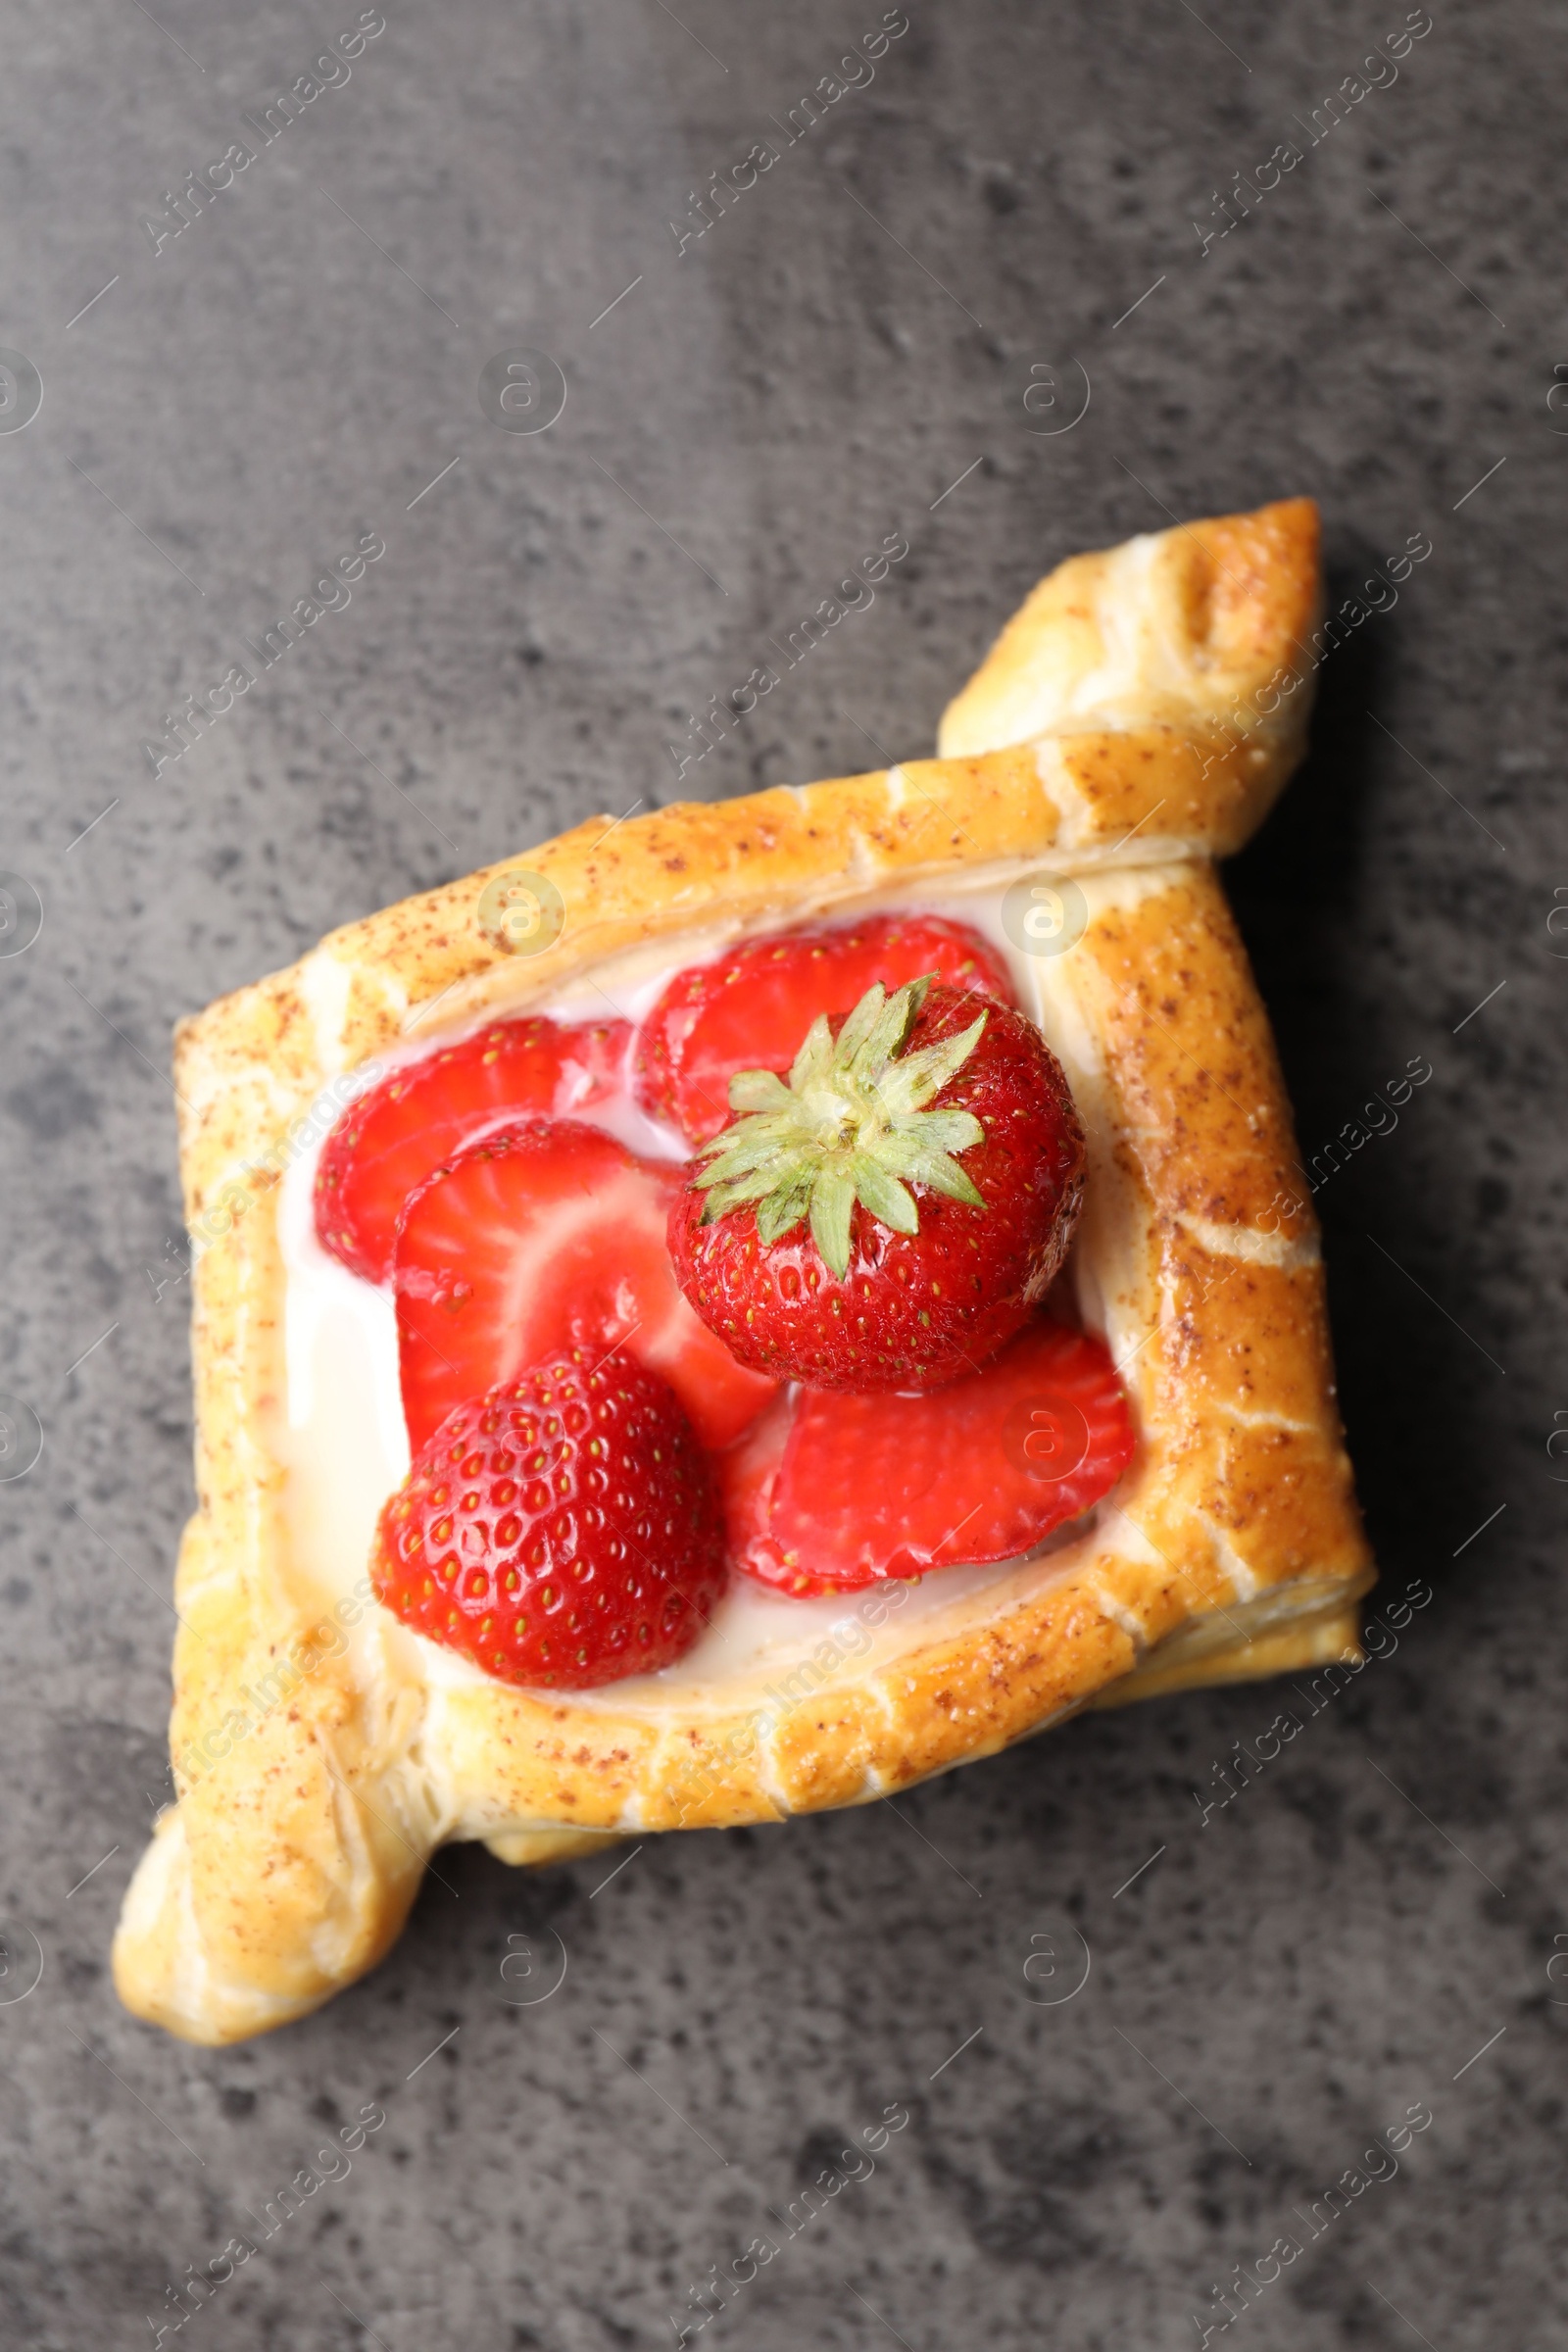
{"left": 371, "top": 1352, "right": 725, "bottom": 1689}
{"left": 667, "top": 974, "right": 1085, "bottom": 1392}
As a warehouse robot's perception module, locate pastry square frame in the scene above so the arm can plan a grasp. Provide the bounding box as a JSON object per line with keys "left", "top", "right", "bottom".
{"left": 115, "top": 496, "right": 1374, "bottom": 2041}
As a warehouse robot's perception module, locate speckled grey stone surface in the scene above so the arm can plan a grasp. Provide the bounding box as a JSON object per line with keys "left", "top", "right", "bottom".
{"left": 1, "top": 1, "right": 1561, "bottom": 2344}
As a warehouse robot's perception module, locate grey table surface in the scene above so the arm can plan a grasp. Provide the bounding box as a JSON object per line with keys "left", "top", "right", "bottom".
{"left": 2, "top": 1, "right": 1561, "bottom": 2345}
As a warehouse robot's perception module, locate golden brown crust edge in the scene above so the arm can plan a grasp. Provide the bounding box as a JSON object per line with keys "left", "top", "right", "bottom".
{"left": 114, "top": 498, "right": 1371, "bottom": 2042}
{"left": 938, "top": 495, "right": 1321, "bottom": 770}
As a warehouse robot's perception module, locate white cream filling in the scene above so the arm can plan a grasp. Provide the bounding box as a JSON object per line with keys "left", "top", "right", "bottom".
{"left": 274, "top": 861, "right": 1177, "bottom": 1717}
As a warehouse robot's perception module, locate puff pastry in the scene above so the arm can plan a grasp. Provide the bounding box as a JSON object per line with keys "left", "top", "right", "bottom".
{"left": 114, "top": 495, "right": 1373, "bottom": 2043}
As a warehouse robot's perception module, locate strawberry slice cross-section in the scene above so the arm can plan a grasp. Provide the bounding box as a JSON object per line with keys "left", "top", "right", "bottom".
{"left": 394, "top": 1117, "right": 778, "bottom": 1456}
{"left": 635, "top": 911, "right": 1017, "bottom": 1145}
{"left": 315, "top": 1013, "right": 630, "bottom": 1284}
{"left": 720, "top": 1316, "right": 1135, "bottom": 1593}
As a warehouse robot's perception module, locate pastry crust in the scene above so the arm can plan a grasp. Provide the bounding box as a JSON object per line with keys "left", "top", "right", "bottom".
{"left": 114, "top": 496, "right": 1373, "bottom": 2042}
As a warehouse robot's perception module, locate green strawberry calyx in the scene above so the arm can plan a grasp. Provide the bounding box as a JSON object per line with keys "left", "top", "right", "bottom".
{"left": 692, "top": 973, "right": 989, "bottom": 1278}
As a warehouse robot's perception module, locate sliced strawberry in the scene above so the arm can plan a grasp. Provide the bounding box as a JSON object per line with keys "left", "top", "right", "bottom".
{"left": 724, "top": 1318, "right": 1134, "bottom": 1593}
{"left": 714, "top": 1391, "right": 795, "bottom": 1565}
{"left": 315, "top": 1014, "right": 630, "bottom": 1283}
{"left": 394, "top": 1117, "right": 777, "bottom": 1456}
{"left": 636, "top": 912, "right": 1017, "bottom": 1144}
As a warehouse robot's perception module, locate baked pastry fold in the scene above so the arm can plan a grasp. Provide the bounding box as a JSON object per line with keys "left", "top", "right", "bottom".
{"left": 114, "top": 494, "right": 1373, "bottom": 2043}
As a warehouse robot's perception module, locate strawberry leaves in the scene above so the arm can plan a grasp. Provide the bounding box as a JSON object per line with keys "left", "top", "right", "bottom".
{"left": 692, "top": 973, "right": 990, "bottom": 1277}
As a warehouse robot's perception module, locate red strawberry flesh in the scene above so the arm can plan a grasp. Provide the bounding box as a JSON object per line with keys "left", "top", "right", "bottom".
{"left": 315, "top": 1014, "right": 630, "bottom": 1284}
{"left": 721, "top": 1317, "right": 1134, "bottom": 1593}
{"left": 636, "top": 912, "right": 1017, "bottom": 1144}
{"left": 372, "top": 1353, "right": 725, "bottom": 1688}
{"left": 394, "top": 1117, "right": 777, "bottom": 1456}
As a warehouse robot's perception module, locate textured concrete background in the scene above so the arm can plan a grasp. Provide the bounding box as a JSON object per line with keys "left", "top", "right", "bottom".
{"left": 1, "top": 1, "right": 1561, "bottom": 2344}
